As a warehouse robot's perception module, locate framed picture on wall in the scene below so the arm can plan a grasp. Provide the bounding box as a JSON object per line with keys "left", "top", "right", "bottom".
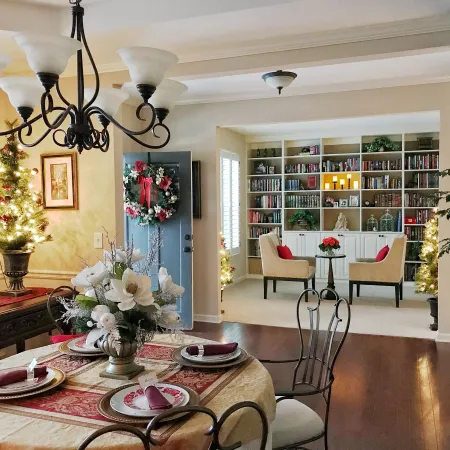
{"left": 41, "top": 152, "right": 78, "bottom": 209}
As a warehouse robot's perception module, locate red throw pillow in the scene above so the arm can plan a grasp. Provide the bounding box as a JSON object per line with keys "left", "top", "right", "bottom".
{"left": 277, "top": 245, "right": 294, "bottom": 260}
{"left": 375, "top": 245, "right": 389, "bottom": 262}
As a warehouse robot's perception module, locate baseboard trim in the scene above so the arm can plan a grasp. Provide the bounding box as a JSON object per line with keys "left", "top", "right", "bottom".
{"left": 28, "top": 270, "right": 77, "bottom": 281}
{"left": 194, "top": 314, "right": 223, "bottom": 324}
{"left": 436, "top": 332, "right": 450, "bottom": 343}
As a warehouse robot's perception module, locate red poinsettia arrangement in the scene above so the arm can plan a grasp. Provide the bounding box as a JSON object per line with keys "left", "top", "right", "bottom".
{"left": 318, "top": 237, "right": 341, "bottom": 253}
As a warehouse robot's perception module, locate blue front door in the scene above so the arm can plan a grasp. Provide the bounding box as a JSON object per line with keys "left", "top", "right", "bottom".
{"left": 123, "top": 151, "right": 193, "bottom": 329}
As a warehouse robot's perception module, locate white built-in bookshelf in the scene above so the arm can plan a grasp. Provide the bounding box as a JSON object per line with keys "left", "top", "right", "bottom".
{"left": 246, "top": 132, "right": 439, "bottom": 282}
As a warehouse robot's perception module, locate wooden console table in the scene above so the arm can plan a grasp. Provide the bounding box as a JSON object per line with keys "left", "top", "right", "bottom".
{"left": 0, "top": 290, "right": 71, "bottom": 354}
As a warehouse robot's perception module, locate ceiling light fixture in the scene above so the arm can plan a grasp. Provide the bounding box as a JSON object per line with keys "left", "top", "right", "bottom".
{"left": 262, "top": 70, "right": 297, "bottom": 95}
{"left": 0, "top": 0, "right": 187, "bottom": 153}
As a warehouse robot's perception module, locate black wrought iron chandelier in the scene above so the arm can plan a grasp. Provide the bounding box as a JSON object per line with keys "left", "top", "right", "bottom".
{"left": 0, "top": 0, "right": 187, "bottom": 153}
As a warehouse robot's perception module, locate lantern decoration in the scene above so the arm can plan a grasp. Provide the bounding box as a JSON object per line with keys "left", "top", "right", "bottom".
{"left": 366, "top": 214, "right": 379, "bottom": 232}
{"left": 380, "top": 209, "right": 395, "bottom": 232}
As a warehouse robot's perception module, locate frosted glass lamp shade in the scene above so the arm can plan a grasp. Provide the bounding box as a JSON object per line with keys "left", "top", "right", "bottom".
{"left": 84, "top": 88, "right": 129, "bottom": 117}
{"left": 117, "top": 47, "right": 178, "bottom": 87}
{"left": 0, "top": 77, "right": 43, "bottom": 109}
{"left": 0, "top": 53, "right": 11, "bottom": 72}
{"left": 121, "top": 82, "right": 142, "bottom": 102}
{"left": 262, "top": 70, "right": 297, "bottom": 94}
{"left": 13, "top": 32, "right": 82, "bottom": 76}
{"left": 150, "top": 79, "right": 187, "bottom": 110}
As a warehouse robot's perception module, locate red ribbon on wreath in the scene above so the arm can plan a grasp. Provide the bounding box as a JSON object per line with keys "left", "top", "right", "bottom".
{"left": 138, "top": 176, "right": 153, "bottom": 208}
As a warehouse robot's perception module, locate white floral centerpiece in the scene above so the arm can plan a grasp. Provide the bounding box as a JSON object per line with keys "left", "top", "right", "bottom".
{"left": 59, "top": 237, "right": 184, "bottom": 379}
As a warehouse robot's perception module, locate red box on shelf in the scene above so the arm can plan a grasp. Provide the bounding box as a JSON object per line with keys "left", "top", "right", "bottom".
{"left": 405, "top": 217, "right": 417, "bottom": 224}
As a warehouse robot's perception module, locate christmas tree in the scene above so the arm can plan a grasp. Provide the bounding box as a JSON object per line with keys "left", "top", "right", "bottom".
{"left": 0, "top": 121, "right": 51, "bottom": 250}
{"left": 220, "top": 232, "right": 235, "bottom": 288}
{"left": 415, "top": 216, "right": 438, "bottom": 296}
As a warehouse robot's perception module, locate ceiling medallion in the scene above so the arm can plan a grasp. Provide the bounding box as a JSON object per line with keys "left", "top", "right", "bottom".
{"left": 0, "top": 0, "right": 187, "bottom": 153}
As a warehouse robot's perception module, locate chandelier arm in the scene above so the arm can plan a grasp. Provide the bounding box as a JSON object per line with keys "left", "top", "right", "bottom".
{"left": 122, "top": 128, "right": 171, "bottom": 150}
{"left": 80, "top": 16, "right": 100, "bottom": 112}
{"left": 86, "top": 105, "right": 157, "bottom": 137}
{"left": 56, "top": 81, "right": 71, "bottom": 107}
{"left": 52, "top": 129, "right": 76, "bottom": 149}
{"left": 40, "top": 93, "right": 76, "bottom": 130}
{"left": 0, "top": 113, "right": 44, "bottom": 137}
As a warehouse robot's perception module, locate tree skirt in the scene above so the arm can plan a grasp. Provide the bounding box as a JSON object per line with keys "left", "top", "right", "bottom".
{"left": 0, "top": 287, "right": 53, "bottom": 307}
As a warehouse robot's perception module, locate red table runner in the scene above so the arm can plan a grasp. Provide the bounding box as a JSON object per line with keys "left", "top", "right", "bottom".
{"left": 0, "top": 287, "right": 53, "bottom": 307}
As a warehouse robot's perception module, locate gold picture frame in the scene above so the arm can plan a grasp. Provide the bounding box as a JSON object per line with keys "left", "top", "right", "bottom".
{"left": 41, "top": 152, "right": 78, "bottom": 209}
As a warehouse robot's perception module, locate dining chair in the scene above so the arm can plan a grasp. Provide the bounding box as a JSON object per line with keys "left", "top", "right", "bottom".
{"left": 47, "top": 285, "right": 78, "bottom": 339}
{"left": 77, "top": 424, "right": 150, "bottom": 450}
{"left": 146, "top": 401, "right": 269, "bottom": 450}
{"left": 259, "top": 288, "right": 351, "bottom": 450}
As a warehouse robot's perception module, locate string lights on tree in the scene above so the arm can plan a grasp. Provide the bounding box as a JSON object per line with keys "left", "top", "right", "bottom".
{"left": 220, "top": 232, "right": 235, "bottom": 293}
{"left": 415, "top": 215, "right": 438, "bottom": 296}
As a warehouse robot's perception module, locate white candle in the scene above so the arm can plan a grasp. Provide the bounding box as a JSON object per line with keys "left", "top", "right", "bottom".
{"left": 354, "top": 180, "right": 359, "bottom": 189}
{"left": 325, "top": 183, "right": 330, "bottom": 190}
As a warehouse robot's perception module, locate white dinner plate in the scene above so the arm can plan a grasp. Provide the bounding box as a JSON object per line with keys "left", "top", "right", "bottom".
{"left": 0, "top": 368, "right": 56, "bottom": 395}
{"left": 110, "top": 383, "right": 190, "bottom": 418}
{"left": 181, "top": 346, "right": 241, "bottom": 364}
{"left": 67, "top": 336, "right": 103, "bottom": 354}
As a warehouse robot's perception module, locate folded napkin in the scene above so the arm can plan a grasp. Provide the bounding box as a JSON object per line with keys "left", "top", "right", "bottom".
{"left": 145, "top": 386, "right": 172, "bottom": 410}
{"left": 186, "top": 342, "right": 238, "bottom": 357}
{"left": 0, "top": 366, "right": 48, "bottom": 387}
{"left": 50, "top": 334, "right": 84, "bottom": 344}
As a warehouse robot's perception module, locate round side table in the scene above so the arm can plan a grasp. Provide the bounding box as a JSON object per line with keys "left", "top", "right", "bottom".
{"left": 315, "top": 254, "right": 346, "bottom": 300}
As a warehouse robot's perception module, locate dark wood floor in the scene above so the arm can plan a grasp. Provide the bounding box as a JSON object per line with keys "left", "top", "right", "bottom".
{"left": 188, "top": 322, "right": 450, "bottom": 450}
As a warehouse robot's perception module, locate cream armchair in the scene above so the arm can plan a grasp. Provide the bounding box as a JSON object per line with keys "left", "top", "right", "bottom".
{"left": 348, "top": 235, "right": 407, "bottom": 308}
{"left": 259, "top": 233, "right": 316, "bottom": 300}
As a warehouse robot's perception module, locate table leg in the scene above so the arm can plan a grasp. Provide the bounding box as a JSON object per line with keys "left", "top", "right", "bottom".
{"left": 16, "top": 340, "right": 25, "bottom": 354}
{"left": 324, "top": 258, "right": 338, "bottom": 300}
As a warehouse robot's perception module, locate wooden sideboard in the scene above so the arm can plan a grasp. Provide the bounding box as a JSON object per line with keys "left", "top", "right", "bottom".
{"left": 0, "top": 290, "right": 71, "bottom": 354}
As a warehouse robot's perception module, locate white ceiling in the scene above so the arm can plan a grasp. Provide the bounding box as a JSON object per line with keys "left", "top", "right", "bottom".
{"left": 227, "top": 112, "right": 440, "bottom": 139}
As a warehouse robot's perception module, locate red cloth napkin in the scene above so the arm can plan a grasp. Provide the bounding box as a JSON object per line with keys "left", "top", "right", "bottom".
{"left": 50, "top": 334, "right": 84, "bottom": 344}
{"left": 0, "top": 366, "right": 48, "bottom": 387}
{"left": 186, "top": 342, "right": 238, "bottom": 356}
{"left": 145, "top": 386, "right": 172, "bottom": 410}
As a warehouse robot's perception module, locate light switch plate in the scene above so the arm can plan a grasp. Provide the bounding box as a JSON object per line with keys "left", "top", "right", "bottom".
{"left": 94, "top": 232, "right": 103, "bottom": 249}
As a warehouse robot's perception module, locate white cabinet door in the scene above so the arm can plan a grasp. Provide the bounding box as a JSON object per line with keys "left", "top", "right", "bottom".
{"left": 340, "top": 233, "right": 360, "bottom": 278}
{"left": 361, "top": 233, "right": 379, "bottom": 259}
{"left": 303, "top": 232, "right": 321, "bottom": 257}
{"left": 283, "top": 233, "right": 300, "bottom": 256}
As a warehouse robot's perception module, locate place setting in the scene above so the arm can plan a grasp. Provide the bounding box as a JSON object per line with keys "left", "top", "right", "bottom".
{"left": 59, "top": 335, "right": 106, "bottom": 358}
{"left": 97, "top": 372, "right": 199, "bottom": 426}
{"left": 0, "top": 358, "right": 66, "bottom": 401}
{"left": 172, "top": 342, "right": 249, "bottom": 369}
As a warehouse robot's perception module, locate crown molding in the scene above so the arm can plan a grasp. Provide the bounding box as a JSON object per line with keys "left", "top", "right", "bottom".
{"left": 74, "top": 13, "right": 450, "bottom": 77}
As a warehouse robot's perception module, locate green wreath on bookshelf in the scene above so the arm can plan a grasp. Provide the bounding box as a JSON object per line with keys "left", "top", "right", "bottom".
{"left": 123, "top": 161, "right": 179, "bottom": 226}
{"left": 365, "top": 136, "right": 400, "bottom": 153}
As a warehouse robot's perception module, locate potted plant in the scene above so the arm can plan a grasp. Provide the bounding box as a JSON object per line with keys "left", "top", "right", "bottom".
{"left": 365, "top": 136, "right": 400, "bottom": 153}
{"left": 288, "top": 210, "right": 317, "bottom": 231}
{"left": 318, "top": 237, "right": 341, "bottom": 256}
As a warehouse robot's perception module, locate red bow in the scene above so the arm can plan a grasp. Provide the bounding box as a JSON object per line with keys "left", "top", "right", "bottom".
{"left": 138, "top": 176, "right": 153, "bottom": 208}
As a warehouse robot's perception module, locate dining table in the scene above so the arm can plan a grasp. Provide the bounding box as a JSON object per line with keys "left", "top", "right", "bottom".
{"left": 0, "top": 333, "right": 276, "bottom": 450}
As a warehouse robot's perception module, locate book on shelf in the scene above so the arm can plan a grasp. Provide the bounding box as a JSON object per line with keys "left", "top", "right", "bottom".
{"left": 248, "top": 226, "right": 281, "bottom": 239}
{"left": 404, "top": 263, "right": 419, "bottom": 282}
{"left": 285, "top": 162, "right": 320, "bottom": 174}
{"left": 248, "top": 178, "right": 281, "bottom": 192}
{"left": 285, "top": 194, "right": 320, "bottom": 208}
{"left": 362, "top": 159, "right": 402, "bottom": 171}
{"left": 405, "top": 153, "right": 439, "bottom": 170}
{"left": 322, "top": 157, "right": 360, "bottom": 172}
{"left": 361, "top": 175, "right": 401, "bottom": 189}
{"left": 285, "top": 179, "right": 303, "bottom": 191}
{"left": 404, "top": 192, "right": 438, "bottom": 208}
{"left": 410, "top": 172, "right": 439, "bottom": 189}
{"left": 373, "top": 193, "right": 402, "bottom": 207}
{"left": 405, "top": 209, "right": 434, "bottom": 224}
{"left": 253, "top": 194, "right": 282, "bottom": 208}
{"left": 248, "top": 210, "right": 281, "bottom": 224}
{"left": 405, "top": 226, "right": 424, "bottom": 241}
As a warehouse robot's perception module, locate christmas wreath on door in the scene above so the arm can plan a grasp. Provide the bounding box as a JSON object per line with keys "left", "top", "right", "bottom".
{"left": 123, "top": 160, "right": 179, "bottom": 226}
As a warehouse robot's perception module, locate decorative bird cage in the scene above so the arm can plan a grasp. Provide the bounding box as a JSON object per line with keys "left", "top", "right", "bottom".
{"left": 366, "top": 214, "right": 379, "bottom": 232}
{"left": 380, "top": 209, "right": 395, "bottom": 232}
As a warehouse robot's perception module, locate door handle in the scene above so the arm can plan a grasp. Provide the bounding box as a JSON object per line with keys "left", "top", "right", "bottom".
{"left": 184, "top": 234, "right": 191, "bottom": 241}
{"left": 183, "top": 246, "right": 192, "bottom": 253}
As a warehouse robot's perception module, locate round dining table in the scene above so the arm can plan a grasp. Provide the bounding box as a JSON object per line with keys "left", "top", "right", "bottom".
{"left": 0, "top": 334, "right": 275, "bottom": 450}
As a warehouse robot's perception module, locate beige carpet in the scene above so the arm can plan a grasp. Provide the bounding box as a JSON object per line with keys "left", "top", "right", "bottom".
{"left": 222, "top": 278, "right": 436, "bottom": 340}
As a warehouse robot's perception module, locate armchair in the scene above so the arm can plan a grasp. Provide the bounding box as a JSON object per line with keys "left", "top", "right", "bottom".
{"left": 348, "top": 235, "right": 407, "bottom": 307}
{"left": 259, "top": 233, "right": 315, "bottom": 300}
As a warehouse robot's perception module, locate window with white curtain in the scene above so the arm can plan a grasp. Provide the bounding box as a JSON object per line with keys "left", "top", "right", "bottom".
{"left": 220, "top": 150, "right": 240, "bottom": 255}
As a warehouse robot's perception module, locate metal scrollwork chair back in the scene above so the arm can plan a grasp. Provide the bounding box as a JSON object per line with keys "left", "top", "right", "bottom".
{"left": 146, "top": 401, "right": 269, "bottom": 450}
{"left": 260, "top": 287, "right": 351, "bottom": 450}
{"left": 47, "top": 285, "right": 78, "bottom": 335}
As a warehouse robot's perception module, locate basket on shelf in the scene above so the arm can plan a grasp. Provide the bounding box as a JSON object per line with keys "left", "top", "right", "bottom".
{"left": 380, "top": 209, "right": 395, "bottom": 232}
